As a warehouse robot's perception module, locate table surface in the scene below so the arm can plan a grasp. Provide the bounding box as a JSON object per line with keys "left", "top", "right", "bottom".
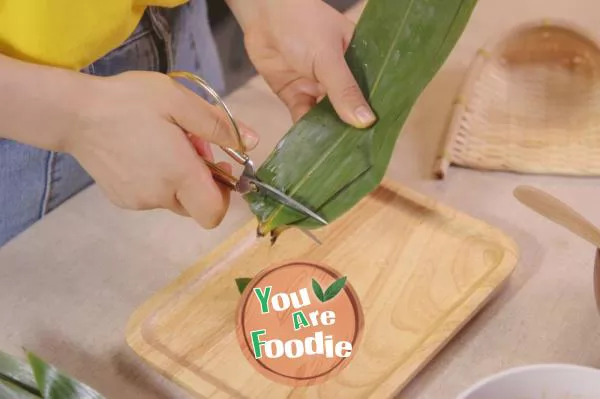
{"left": 3, "top": 1, "right": 600, "bottom": 398}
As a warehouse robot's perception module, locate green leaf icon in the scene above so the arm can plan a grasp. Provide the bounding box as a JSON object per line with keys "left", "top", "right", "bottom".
{"left": 312, "top": 279, "right": 325, "bottom": 302}
{"left": 323, "top": 276, "right": 347, "bottom": 301}
{"left": 312, "top": 276, "right": 347, "bottom": 302}
{"left": 235, "top": 278, "right": 252, "bottom": 294}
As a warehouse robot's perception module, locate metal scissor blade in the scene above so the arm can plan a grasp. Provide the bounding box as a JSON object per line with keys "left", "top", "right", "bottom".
{"left": 298, "top": 227, "right": 322, "bottom": 245}
{"left": 245, "top": 177, "right": 328, "bottom": 226}
{"left": 170, "top": 70, "right": 327, "bottom": 230}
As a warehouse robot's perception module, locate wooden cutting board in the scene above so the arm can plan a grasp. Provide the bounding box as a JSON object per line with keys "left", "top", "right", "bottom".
{"left": 126, "top": 179, "right": 519, "bottom": 398}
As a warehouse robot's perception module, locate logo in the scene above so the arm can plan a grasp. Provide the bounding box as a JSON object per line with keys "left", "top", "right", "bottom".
{"left": 235, "top": 260, "right": 364, "bottom": 386}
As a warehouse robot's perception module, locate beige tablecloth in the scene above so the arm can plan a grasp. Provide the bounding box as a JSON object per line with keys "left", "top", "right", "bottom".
{"left": 2, "top": 1, "right": 600, "bottom": 398}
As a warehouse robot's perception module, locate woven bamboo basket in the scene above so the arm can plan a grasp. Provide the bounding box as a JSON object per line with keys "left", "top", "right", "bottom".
{"left": 433, "top": 20, "right": 600, "bottom": 179}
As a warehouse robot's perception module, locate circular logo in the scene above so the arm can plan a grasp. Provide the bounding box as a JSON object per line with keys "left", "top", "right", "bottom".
{"left": 235, "top": 260, "right": 364, "bottom": 386}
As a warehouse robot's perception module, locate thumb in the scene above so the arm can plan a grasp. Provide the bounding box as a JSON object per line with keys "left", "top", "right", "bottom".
{"left": 313, "top": 49, "right": 376, "bottom": 128}
{"left": 171, "top": 84, "right": 259, "bottom": 151}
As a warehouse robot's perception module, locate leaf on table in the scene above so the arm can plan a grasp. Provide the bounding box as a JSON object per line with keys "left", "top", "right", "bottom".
{"left": 0, "top": 350, "right": 40, "bottom": 396}
{"left": 27, "top": 352, "right": 105, "bottom": 399}
{"left": 244, "top": 0, "right": 478, "bottom": 239}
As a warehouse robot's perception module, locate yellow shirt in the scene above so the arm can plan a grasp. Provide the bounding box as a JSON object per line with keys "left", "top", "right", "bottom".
{"left": 0, "top": 0, "right": 188, "bottom": 70}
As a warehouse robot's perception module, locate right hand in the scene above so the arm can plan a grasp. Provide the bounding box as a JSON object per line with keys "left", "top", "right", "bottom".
{"left": 64, "top": 70, "right": 259, "bottom": 229}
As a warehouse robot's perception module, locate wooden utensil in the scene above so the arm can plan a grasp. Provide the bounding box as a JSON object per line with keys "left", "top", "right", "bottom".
{"left": 513, "top": 185, "right": 600, "bottom": 312}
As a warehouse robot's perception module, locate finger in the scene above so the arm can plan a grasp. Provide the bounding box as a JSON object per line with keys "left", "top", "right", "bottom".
{"left": 342, "top": 22, "right": 355, "bottom": 51}
{"left": 234, "top": 120, "right": 260, "bottom": 151}
{"left": 214, "top": 161, "right": 233, "bottom": 204}
{"left": 315, "top": 83, "right": 327, "bottom": 103}
{"left": 317, "top": 83, "right": 327, "bottom": 97}
{"left": 165, "top": 188, "right": 190, "bottom": 218}
{"left": 288, "top": 95, "right": 315, "bottom": 122}
{"left": 175, "top": 161, "right": 230, "bottom": 229}
{"left": 188, "top": 134, "right": 215, "bottom": 162}
{"left": 277, "top": 79, "right": 321, "bottom": 121}
{"left": 313, "top": 48, "right": 377, "bottom": 128}
{"left": 170, "top": 82, "right": 259, "bottom": 151}
{"left": 169, "top": 201, "right": 190, "bottom": 217}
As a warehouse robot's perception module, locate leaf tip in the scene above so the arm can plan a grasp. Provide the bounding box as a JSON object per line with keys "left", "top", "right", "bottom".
{"left": 322, "top": 276, "right": 347, "bottom": 302}
{"left": 311, "top": 278, "right": 325, "bottom": 302}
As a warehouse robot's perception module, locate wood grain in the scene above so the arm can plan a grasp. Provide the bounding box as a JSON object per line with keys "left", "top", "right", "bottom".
{"left": 126, "top": 179, "right": 519, "bottom": 398}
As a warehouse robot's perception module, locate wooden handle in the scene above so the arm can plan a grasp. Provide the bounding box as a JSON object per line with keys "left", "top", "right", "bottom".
{"left": 513, "top": 185, "right": 600, "bottom": 248}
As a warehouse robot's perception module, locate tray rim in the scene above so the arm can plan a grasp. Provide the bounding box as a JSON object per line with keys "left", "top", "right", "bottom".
{"left": 126, "top": 177, "right": 520, "bottom": 398}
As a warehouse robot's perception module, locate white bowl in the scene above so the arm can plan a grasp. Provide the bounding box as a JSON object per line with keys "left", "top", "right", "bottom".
{"left": 456, "top": 364, "right": 600, "bottom": 399}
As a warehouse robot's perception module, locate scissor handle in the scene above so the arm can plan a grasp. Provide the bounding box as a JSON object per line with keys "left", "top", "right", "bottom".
{"left": 203, "top": 160, "right": 238, "bottom": 191}
{"left": 167, "top": 71, "right": 249, "bottom": 166}
{"left": 222, "top": 147, "right": 249, "bottom": 165}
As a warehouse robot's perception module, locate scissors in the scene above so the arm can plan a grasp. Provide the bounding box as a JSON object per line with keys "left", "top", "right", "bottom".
{"left": 168, "top": 71, "right": 328, "bottom": 229}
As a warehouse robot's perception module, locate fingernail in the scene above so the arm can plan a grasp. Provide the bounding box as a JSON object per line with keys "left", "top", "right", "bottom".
{"left": 354, "top": 105, "right": 376, "bottom": 127}
{"left": 241, "top": 128, "right": 259, "bottom": 150}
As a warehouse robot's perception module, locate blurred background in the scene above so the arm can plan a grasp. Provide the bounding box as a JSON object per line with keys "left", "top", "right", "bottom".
{"left": 207, "top": 0, "right": 360, "bottom": 94}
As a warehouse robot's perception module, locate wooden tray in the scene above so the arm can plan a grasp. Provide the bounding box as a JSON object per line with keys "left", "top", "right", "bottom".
{"left": 126, "top": 179, "right": 519, "bottom": 398}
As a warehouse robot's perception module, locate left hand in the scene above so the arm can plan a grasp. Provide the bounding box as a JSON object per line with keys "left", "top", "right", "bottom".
{"left": 239, "top": 0, "right": 377, "bottom": 128}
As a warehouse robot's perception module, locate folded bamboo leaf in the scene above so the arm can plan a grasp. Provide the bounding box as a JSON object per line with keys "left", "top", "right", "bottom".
{"left": 27, "top": 352, "right": 105, "bottom": 399}
{"left": 0, "top": 350, "right": 40, "bottom": 396}
{"left": 244, "top": 0, "right": 477, "bottom": 238}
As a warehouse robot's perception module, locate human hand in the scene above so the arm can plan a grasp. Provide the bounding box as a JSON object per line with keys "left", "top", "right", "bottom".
{"left": 237, "top": 0, "right": 376, "bottom": 127}
{"left": 64, "top": 71, "right": 259, "bottom": 228}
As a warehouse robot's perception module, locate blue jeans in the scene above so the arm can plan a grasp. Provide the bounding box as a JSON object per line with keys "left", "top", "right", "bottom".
{"left": 0, "top": 2, "right": 225, "bottom": 247}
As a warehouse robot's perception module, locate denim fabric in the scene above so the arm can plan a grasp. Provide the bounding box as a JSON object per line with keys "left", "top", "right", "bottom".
{"left": 164, "top": 0, "right": 226, "bottom": 96}
{"left": 0, "top": 1, "right": 225, "bottom": 247}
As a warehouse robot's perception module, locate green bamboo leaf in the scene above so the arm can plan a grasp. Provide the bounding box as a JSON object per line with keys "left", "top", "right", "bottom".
{"left": 27, "top": 352, "right": 105, "bottom": 399}
{"left": 244, "top": 0, "right": 478, "bottom": 237}
{"left": 0, "top": 377, "right": 41, "bottom": 398}
{"left": 0, "top": 350, "right": 40, "bottom": 396}
{"left": 235, "top": 278, "right": 252, "bottom": 294}
{"left": 323, "top": 277, "right": 347, "bottom": 302}
{"left": 311, "top": 279, "right": 325, "bottom": 302}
